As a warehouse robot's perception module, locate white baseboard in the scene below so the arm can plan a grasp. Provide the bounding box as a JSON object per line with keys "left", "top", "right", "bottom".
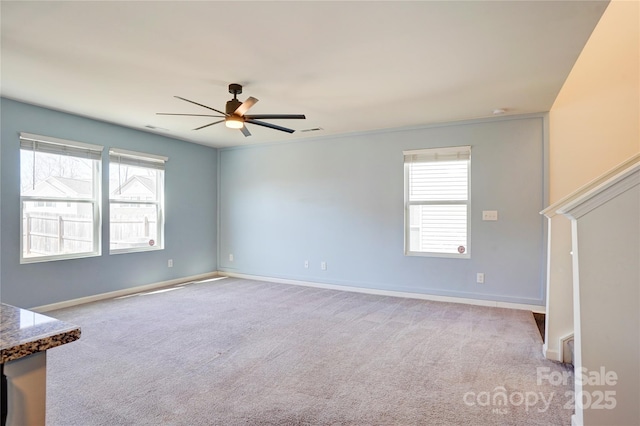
{"left": 218, "top": 272, "right": 546, "bottom": 312}
{"left": 35, "top": 270, "right": 545, "bottom": 314}
{"left": 560, "top": 333, "right": 575, "bottom": 364}
{"left": 32, "top": 271, "right": 219, "bottom": 312}
{"left": 543, "top": 343, "right": 561, "bottom": 362}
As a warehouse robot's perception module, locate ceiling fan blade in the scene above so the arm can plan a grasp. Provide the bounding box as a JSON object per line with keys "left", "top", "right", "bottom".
{"left": 244, "top": 114, "right": 306, "bottom": 120}
{"left": 193, "top": 119, "right": 225, "bottom": 131}
{"left": 246, "top": 119, "right": 295, "bottom": 134}
{"left": 174, "top": 96, "right": 227, "bottom": 116}
{"left": 240, "top": 126, "right": 251, "bottom": 137}
{"left": 157, "top": 113, "right": 224, "bottom": 117}
{"left": 234, "top": 96, "right": 258, "bottom": 116}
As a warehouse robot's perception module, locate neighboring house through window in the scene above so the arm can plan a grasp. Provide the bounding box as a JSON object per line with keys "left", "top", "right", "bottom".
{"left": 404, "top": 145, "right": 471, "bottom": 258}
{"left": 19, "top": 133, "right": 103, "bottom": 263}
{"left": 109, "top": 148, "right": 167, "bottom": 253}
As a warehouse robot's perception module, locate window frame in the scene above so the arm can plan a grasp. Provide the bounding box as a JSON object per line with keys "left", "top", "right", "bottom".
{"left": 403, "top": 146, "right": 472, "bottom": 259}
{"left": 19, "top": 133, "right": 103, "bottom": 264}
{"left": 108, "top": 148, "right": 167, "bottom": 255}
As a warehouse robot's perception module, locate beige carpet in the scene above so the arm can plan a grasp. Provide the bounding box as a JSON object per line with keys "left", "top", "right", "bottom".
{"left": 46, "top": 277, "right": 573, "bottom": 425}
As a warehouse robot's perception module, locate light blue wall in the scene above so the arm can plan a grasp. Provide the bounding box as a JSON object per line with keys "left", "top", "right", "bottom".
{"left": 0, "top": 98, "right": 218, "bottom": 308}
{"left": 219, "top": 116, "right": 547, "bottom": 306}
{"left": 0, "top": 100, "right": 547, "bottom": 308}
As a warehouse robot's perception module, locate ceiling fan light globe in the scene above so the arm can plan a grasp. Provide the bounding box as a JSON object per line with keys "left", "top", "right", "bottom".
{"left": 225, "top": 117, "right": 244, "bottom": 129}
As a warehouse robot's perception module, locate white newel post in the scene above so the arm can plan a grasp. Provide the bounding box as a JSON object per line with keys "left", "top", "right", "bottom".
{"left": 557, "top": 159, "right": 639, "bottom": 426}
{"left": 540, "top": 210, "right": 575, "bottom": 362}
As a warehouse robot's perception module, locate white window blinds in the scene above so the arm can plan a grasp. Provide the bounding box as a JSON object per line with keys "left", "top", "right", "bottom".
{"left": 109, "top": 148, "right": 168, "bottom": 170}
{"left": 19, "top": 132, "right": 103, "bottom": 160}
{"left": 403, "top": 146, "right": 471, "bottom": 163}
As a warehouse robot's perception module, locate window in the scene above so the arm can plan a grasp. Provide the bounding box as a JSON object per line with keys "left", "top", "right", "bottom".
{"left": 404, "top": 146, "right": 471, "bottom": 258}
{"left": 109, "top": 148, "right": 167, "bottom": 253}
{"left": 20, "top": 133, "right": 103, "bottom": 263}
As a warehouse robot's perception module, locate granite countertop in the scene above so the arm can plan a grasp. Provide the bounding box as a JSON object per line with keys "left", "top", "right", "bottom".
{"left": 0, "top": 303, "right": 80, "bottom": 364}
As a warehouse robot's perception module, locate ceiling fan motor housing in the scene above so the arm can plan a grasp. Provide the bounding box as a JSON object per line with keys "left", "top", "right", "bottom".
{"left": 226, "top": 99, "right": 242, "bottom": 115}
{"left": 226, "top": 83, "right": 244, "bottom": 115}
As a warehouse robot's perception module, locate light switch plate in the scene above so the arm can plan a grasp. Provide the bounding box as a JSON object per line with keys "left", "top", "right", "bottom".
{"left": 482, "top": 210, "right": 498, "bottom": 221}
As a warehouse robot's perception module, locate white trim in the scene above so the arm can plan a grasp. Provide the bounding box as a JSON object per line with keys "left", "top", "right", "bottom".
{"left": 108, "top": 164, "right": 165, "bottom": 254}
{"left": 32, "top": 270, "right": 545, "bottom": 315}
{"left": 541, "top": 153, "right": 640, "bottom": 218}
{"left": 218, "top": 272, "right": 545, "bottom": 312}
{"left": 109, "top": 244, "right": 163, "bottom": 255}
{"left": 20, "top": 250, "right": 101, "bottom": 265}
{"left": 560, "top": 333, "right": 574, "bottom": 364}
{"left": 558, "top": 163, "right": 639, "bottom": 220}
{"left": 20, "top": 150, "right": 102, "bottom": 264}
{"left": 220, "top": 113, "right": 547, "bottom": 152}
{"left": 31, "top": 271, "right": 219, "bottom": 312}
{"left": 404, "top": 147, "right": 471, "bottom": 258}
{"left": 543, "top": 343, "right": 561, "bottom": 362}
{"left": 404, "top": 250, "right": 471, "bottom": 259}
{"left": 19, "top": 132, "right": 104, "bottom": 152}
{"left": 109, "top": 147, "right": 168, "bottom": 163}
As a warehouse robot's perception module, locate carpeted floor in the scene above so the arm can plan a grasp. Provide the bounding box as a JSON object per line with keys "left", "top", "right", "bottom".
{"left": 46, "top": 277, "right": 574, "bottom": 425}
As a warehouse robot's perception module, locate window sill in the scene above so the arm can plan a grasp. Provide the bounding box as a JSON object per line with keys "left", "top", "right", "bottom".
{"left": 109, "top": 246, "right": 164, "bottom": 255}
{"left": 20, "top": 251, "right": 101, "bottom": 264}
{"left": 404, "top": 251, "right": 471, "bottom": 259}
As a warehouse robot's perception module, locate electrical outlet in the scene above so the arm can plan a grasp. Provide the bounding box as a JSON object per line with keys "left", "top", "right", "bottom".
{"left": 304, "top": 260, "right": 309, "bottom": 269}
{"left": 321, "top": 261, "right": 327, "bottom": 271}
{"left": 168, "top": 259, "right": 173, "bottom": 268}
{"left": 229, "top": 254, "right": 234, "bottom": 262}
{"left": 476, "top": 273, "right": 485, "bottom": 284}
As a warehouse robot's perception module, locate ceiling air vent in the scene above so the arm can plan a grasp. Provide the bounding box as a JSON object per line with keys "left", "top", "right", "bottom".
{"left": 145, "top": 125, "right": 169, "bottom": 131}
{"left": 300, "top": 127, "right": 323, "bottom": 133}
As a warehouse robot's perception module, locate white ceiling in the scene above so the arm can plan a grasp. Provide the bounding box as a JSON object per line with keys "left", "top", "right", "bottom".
{"left": 1, "top": 1, "right": 608, "bottom": 148}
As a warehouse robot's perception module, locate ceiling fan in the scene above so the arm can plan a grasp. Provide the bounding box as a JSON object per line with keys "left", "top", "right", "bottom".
{"left": 157, "top": 83, "right": 306, "bottom": 137}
